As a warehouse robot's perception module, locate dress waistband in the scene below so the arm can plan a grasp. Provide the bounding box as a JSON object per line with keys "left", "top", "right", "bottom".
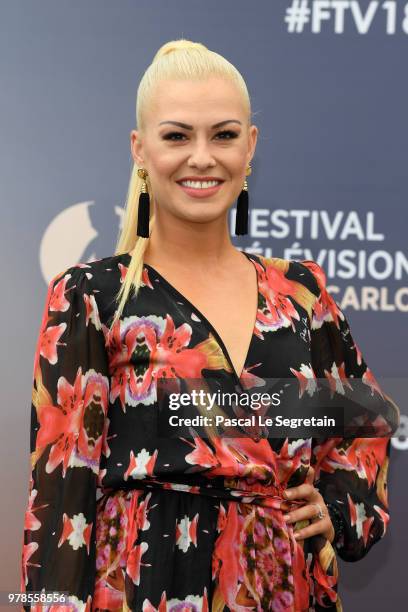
{"left": 99, "top": 476, "right": 304, "bottom": 513}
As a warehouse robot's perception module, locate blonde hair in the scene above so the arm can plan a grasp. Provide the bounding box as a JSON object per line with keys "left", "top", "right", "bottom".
{"left": 109, "top": 38, "right": 252, "bottom": 334}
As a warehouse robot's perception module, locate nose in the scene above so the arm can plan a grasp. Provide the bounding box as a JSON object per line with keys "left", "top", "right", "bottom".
{"left": 187, "top": 138, "right": 216, "bottom": 169}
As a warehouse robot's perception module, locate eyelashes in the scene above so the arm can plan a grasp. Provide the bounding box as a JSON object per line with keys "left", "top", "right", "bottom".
{"left": 162, "top": 130, "right": 239, "bottom": 141}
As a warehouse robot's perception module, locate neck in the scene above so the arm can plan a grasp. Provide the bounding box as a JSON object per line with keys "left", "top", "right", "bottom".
{"left": 143, "top": 207, "right": 241, "bottom": 272}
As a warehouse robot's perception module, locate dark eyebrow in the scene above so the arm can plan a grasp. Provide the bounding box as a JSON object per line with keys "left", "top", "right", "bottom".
{"left": 158, "top": 119, "right": 242, "bottom": 130}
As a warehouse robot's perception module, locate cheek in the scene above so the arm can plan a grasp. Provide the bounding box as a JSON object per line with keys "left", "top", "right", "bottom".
{"left": 143, "top": 141, "right": 179, "bottom": 179}
{"left": 150, "top": 153, "right": 181, "bottom": 181}
{"left": 224, "top": 147, "right": 248, "bottom": 175}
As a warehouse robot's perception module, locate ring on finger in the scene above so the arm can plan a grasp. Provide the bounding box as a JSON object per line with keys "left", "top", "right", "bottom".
{"left": 313, "top": 503, "right": 325, "bottom": 520}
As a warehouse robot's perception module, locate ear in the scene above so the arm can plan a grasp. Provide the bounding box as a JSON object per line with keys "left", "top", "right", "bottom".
{"left": 247, "top": 124, "right": 258, "bottom": 166}
{"left": 130, "top": 129, "right": 145, "bottom": 166}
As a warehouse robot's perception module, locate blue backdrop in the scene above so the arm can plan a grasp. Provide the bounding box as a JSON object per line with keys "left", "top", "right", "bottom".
{"left": 1, "top": 1, "right": 406, "bottom": 609}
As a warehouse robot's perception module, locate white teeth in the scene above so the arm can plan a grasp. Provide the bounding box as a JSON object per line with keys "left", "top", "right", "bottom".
{"left": 180, "top": 180, "right": 221, "bottom": 189}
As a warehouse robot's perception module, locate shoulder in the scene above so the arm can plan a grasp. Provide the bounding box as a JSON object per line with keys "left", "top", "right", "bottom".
{"left": 50, "top": 252, "right": 130, "bottom": 289}
{"left": 294, "top": 259, "right": 327, "bottom": 296}
{"left": 47, "top": 252, "right": 131, "bottom": 320}
{"left": 255, "top": 254, "right": 326, "bottom": 297}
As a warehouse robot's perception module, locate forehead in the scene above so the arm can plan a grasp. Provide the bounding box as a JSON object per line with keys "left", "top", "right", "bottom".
{"left": 145, "top": 77, "right": 246, "bottom": 125}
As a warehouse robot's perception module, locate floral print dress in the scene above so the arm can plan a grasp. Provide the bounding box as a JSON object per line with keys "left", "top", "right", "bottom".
{"left": 20, "top": 251, "right": 398, "bottom": 612}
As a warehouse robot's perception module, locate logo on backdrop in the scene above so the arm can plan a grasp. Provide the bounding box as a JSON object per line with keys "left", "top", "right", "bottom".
{"left": 40, "top": 200, "right": 125, "bottom": 284}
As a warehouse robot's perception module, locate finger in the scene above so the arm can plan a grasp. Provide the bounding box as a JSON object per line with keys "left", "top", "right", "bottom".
{"left": 283, "top": 483, "right": 317, "bottom": 501}
{"left": 283, "top": 503, "right": 321, "bottom": 524}
{"left": 305, "top": 465, "right": 315, "bottom": 484}
{"left": 293, "top": 519, "right": 331, "bottom": 541}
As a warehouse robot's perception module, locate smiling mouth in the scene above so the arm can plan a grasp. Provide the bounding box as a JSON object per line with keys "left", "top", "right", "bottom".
{"left": 177, "top": 179, "right": 224, "bottom": 189}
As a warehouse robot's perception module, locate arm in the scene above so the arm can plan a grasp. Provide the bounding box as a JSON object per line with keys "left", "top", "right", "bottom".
{"left": 299, "top": 259, "right": 399, "bottom": 562}
{"left": 20, "top": 265, "right": 110, "bottom": 610}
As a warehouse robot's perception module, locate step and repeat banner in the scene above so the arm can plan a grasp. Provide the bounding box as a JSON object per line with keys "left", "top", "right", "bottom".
{"left": 1, "top": 1, "right": 406, "bottom": 609}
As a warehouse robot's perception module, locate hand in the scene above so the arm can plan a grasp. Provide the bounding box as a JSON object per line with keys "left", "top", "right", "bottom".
{"left": 282, "top": 466, "right": 335, "bottom": 543}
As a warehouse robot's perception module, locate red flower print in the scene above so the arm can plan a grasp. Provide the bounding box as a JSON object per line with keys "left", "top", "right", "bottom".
{"left": 142, "top": 589, "right": 209, "bottom": 611}
{"left": 290, "top": 363, "right": 318, "bottom": 398}
{"left": 255, "top": 259, "right": 301, "bottom": 335}
{"left": 183, "top": 436, "right": 219, "bottom": 469}
{"left": 315, "top": 437, "right": 387, "bottom": 488}
{"left": 21, "top": 542, "right": 40, "bottom": 587}
{"left": 38, "top": 321, "right": 67, "bottom": 367}
{"left": 127, "top": 541, "right": 151, "bottom": 586}
{"left": 323, "top": 361, "right": 353, "bottom": 397}
{"left": 124, "top": 448, "right": 158, "bottom": 481}
{"left": 23, "top": 487, "right": 49, "bottom": 531}
{"left": 153, "top": 314, "right": 208, "bottom": 379}
{"left": 347, "top": 494, "right": 375, "bottom": 546}
{"left": 301, "top": 260, "right": 343, "bottom": 329}
{"left": 175, "top": 513, "right": 199, "bottom": 552}
{"left": 36, "top": 367, "right": 109, "bottom": 477}
{"left": 58, "top": 512, "right": 93, "bottom": 553}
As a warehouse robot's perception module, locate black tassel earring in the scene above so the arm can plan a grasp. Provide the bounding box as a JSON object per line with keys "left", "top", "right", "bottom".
{"left": 235, "top": 164, "right": 251, "bottom": 236}
{"left": 136, "top": 168, "right": 150, "bottom": 238}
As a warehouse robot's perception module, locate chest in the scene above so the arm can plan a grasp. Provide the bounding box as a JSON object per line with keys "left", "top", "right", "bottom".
{"left": 195, "top": 287, "right": 258, "bottom": 369}
{"left": 155, "top": 272, "right": 259, "bottom": 380}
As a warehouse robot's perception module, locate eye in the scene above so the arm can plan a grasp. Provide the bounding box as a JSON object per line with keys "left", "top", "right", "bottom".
{"left": 215, "top": 130, "right": 239, "bottom": 139}
{"left": 162, "top": 130, "right": 239, "bottom": 141}
{"left": 163, "top": 132, "right": 186, "bottom": 141}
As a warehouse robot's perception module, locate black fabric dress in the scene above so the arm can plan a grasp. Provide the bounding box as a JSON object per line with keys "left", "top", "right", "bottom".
{"left": 20, "top": 251, "right": 397, "bottom": 611}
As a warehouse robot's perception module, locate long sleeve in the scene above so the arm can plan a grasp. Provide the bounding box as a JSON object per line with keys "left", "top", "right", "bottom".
{"left": 299, "top": 259, "right": 399, "bottom": 562}
{"left": 20, "top": 265, "right": 110, "bottom": 610}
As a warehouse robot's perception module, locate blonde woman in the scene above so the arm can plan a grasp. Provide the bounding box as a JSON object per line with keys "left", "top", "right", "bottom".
{"left": 21, "top": 40, "right": 398, "bottom": 611}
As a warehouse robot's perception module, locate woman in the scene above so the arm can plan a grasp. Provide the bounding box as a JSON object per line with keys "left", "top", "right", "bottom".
{"left": 21, "top": 40, "right": 399, "bottom": 611}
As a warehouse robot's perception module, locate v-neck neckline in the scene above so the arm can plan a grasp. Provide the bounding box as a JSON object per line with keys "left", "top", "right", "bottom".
{"left": 132, "top": 251, "right": 263, "bottom": 387}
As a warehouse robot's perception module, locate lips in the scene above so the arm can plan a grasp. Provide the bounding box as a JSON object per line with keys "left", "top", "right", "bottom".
{"left": 176, "top": 180, "right": 224, "bottom": 198}
{"left": 176, "top": 177, "right": 225, "bottom": 183}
